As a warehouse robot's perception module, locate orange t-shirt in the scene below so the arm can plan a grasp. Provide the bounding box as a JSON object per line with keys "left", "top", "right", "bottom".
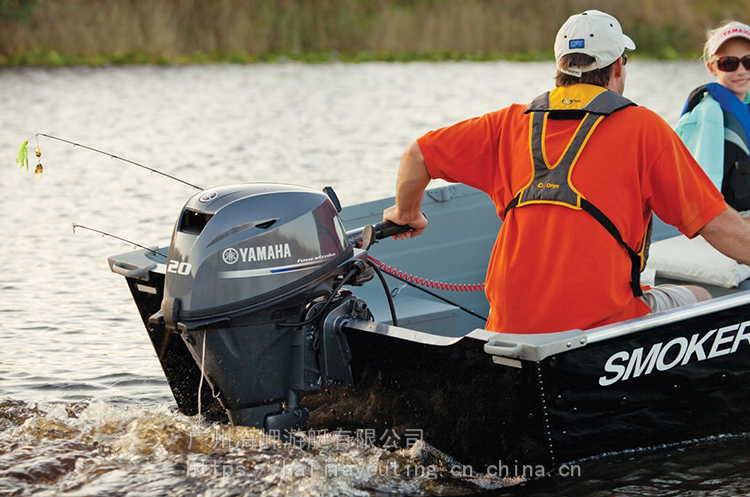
{"left": 417, "top": 91, "right": 726, "bottom": 334}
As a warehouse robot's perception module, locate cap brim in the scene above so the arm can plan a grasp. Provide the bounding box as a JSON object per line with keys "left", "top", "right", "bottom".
{"left": 713, "top": 33, "right": 750, "bottom": 55}
{"left": 623, "top": 34, "right": 636, "bottom": 51}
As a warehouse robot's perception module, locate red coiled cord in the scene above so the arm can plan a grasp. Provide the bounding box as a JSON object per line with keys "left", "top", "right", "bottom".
{"left": 367, "top": 255, "right": 485, "bottom": 292}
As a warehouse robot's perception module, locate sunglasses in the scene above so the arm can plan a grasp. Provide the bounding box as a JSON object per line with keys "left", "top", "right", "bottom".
{"left": 621, "top": 53, "right": 628, "bottom": 66}
{"left": 713, "top": 55, "right": 750, "bottom": 72}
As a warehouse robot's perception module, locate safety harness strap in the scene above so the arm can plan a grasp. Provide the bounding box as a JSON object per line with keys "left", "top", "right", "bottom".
{"left": 579, "top": 200, "right": 645, "bottom": 297}
{"left": 505, "top": 88, "right": 647, "bottom": 298}
{"left": 517, "top": 111, "right": 603, "bottom": 207}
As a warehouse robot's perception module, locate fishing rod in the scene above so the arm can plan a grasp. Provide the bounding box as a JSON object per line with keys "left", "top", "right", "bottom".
{"left": 72, "top": 216, "right": 486, "bottom": 321}
{"left": 18, "top": 133, "right": 486, "bottom": 320}
{"left": 71, "top": 223, "right": 168, "bottom": 259}
{"left": 17, "top": 133, "right": 202, "bottom": 190}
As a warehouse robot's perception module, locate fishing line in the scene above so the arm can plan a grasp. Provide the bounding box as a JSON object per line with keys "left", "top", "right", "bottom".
{"left": 198, "top": 330, "right": 206, "bottom": 417}
{"left": 71, "top": 223, "right": 168, "bottom": 258}
{"left": 31, "top": 133, "right": 203, "bottom": 190}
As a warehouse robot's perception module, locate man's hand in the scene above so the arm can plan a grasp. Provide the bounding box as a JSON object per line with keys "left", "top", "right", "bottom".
{"left": 382, "top": 206, "right": 428, "bottom": 240}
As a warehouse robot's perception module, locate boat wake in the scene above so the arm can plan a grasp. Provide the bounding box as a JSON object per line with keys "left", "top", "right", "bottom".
{"left": 0, "top": 398, "right": 521, "bottom": 496}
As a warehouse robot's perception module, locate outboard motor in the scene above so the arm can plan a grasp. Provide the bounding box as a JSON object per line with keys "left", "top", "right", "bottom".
{"left": 149, "top": 183, "right": 378, "bottom": 433}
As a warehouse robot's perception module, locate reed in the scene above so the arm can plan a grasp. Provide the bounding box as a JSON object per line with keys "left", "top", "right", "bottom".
{"left": 1, "top": 0, "right": 748, "bottom": 65}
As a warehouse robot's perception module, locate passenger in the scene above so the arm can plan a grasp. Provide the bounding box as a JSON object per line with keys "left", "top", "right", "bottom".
{"left": 676, "top": 21, "right": 750, "bottom": 212}
{"left": 382, "top": 10, "right": 750, "bottom": 334}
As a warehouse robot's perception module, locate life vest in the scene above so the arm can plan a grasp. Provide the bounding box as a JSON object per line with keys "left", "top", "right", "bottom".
{"left": 681, "top": 83, "right": 750, "bottom": 211}
{"left": 504, "top": 85, "right": 652, "bottom": 298}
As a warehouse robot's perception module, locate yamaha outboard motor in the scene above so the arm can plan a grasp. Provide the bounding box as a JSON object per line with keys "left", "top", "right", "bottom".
{"left": 149, "top": 183, "right": 376, "bottom": 433}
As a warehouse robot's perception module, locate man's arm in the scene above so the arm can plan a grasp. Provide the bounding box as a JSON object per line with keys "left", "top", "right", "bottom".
{"left": 698, "top": 207, "right": 750, "bottom": 265}
{"left": 382, "top": 141, "right": 430, "bottom": 239}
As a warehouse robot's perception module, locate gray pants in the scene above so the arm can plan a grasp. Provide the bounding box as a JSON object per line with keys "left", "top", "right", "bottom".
{"left": 641, "top": 284, "right": 698, "bottom": 313}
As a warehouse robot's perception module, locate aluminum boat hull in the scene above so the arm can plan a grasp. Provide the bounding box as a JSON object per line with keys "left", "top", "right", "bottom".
{"left": 109, "top": 184, "right": 750, "bottom": 470}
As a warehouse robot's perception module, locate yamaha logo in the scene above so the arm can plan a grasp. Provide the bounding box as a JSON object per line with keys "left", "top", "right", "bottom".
{"left": 199, "top": 191, "right": 219, "bottom": 203}
{"left": 222, "top": 248, "right": 239, "bottom": 264}
{"left": 221, "top": 243, "right": 294, "bottom": 266}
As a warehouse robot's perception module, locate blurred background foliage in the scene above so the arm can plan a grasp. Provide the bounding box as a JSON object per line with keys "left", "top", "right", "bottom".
{"left": 1, "top": 0, "right": 749, "bottom": 65}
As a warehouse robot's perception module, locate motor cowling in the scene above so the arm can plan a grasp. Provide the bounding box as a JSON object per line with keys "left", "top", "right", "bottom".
{"left": 151, "top": 183, "right": 372, "bottom": 433}
{"left": 162, "top": 183, "right": 352, "bottom": 320}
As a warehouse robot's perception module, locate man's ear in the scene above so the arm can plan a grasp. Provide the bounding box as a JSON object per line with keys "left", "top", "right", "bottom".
{"left": 613, "top": 57, "right": 624, "bottom": 78}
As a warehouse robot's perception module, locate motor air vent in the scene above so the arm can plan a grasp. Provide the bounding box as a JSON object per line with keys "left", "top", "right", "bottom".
{"left": 180, "top": 209, "right": 213, "bottom": 234}
{"left": 256, "top": 219, "right": 276, "bottom": 229}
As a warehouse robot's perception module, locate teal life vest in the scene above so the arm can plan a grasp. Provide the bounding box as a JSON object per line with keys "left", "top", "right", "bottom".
{"left": 504, "top": 86, "right": 652, "bottom": 298}
{"left": 681, "top": 83, "right": 750, "bottom": 210}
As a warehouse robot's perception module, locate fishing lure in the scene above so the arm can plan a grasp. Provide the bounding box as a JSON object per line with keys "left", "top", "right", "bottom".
{"left": 15, "top": 133, "right": 200, "bottom": 189}
{"left": 34, "top": 146, "right": 43, "bottom": 180}
{"left": 16, "top": 139, "right": 44, "bottom": 180}
{"left": 15, "top": 140, "right": 28, "bottom": 171}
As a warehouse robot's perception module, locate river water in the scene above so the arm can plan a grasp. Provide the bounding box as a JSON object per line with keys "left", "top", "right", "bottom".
{"left": 2, "top": 60, "right": 749, "bottom": 496}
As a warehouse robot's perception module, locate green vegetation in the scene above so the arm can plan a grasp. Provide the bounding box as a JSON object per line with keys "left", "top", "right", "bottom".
{"left": 0, "top": 48, "right": 553, "bottom": 66}
{"left": 1, "top": 0, "right": 748, "bottom": 66}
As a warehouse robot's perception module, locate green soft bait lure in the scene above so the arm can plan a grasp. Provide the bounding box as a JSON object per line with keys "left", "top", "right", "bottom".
{"left": 16, "top": 140, "right": 29, "bottom": 171}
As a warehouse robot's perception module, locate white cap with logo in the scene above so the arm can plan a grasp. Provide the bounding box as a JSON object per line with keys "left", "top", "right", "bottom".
{"left": 554, "top": 10, "right": 636, "bottom": 77}
{"left": 707, "top": 22, "right": 750, "bottom": 57}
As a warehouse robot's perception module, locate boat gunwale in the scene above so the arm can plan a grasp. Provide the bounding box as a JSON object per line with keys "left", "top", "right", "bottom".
{"left": 586, "top": 289, "right": 750, "bottom": 344}
{"left": 480, "top": 289, "right": 750, "bottom": 363}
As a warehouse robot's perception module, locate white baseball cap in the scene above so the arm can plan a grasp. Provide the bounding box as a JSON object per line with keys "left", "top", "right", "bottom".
{"left": 554, "top": 10, "right": 636, "bottom": 77}
{"left": 707, "top": 22, "right": 750, "bottom": 57}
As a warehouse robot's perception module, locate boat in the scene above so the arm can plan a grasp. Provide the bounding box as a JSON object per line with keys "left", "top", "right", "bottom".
{"left": 107, "top": 181, "right": 750, "bottom": 472}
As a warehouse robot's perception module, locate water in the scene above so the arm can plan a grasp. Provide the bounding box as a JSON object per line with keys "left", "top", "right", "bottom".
{"left": 2, "top": 60, "right": 749, "bottom": 496}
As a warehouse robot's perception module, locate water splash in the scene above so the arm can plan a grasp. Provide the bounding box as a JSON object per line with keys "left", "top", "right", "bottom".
{"left": 0, "top": 399, "right": 517, "bottom": 496}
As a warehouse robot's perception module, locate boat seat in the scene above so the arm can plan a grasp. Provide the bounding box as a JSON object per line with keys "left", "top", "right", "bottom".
{"left": 647, "top": 231, "right": 750, "bottom": 295}
{"left": 654, "top": 274, "right": 750, "bottom": 298}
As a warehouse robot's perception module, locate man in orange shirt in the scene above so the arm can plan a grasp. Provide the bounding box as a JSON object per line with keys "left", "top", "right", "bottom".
{"left": 383, "top": 10, "right": 750, "bottom": 334}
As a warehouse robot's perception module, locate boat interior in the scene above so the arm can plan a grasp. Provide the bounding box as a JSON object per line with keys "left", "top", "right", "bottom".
{"left": 341, "top": 183, "right": 750, "bottom": 340}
